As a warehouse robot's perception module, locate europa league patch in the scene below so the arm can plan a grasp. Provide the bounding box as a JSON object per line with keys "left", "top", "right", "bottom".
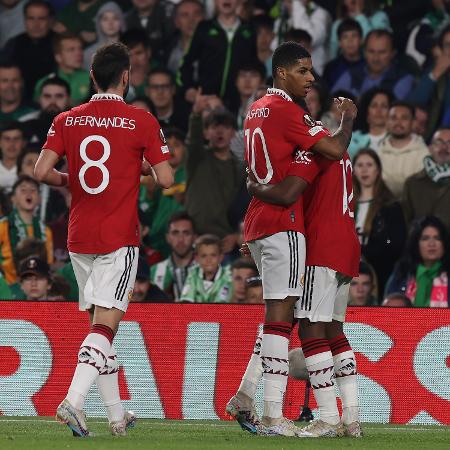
{"left": 303, "top": 114, "right": 316, "bottom": 127}
{"left": 159, "top": 129, "right": 167, "bottom": 144}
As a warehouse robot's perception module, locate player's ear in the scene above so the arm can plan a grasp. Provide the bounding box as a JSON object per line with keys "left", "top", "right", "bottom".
{"left": 90, "top": 70, "right": 98, "bottom": 91}
{"left": 123, "top": 69, "right": 130, "bottom": 86}
{"left": 277, "top": 66, "right": 286, "bottom": 80}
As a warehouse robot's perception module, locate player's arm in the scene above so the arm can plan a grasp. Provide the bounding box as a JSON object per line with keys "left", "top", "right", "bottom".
{"left": 311, "top": 98, "right": 357, "bottom": 160}
{"left": 34, "top": 149, "right": 69, "bottom": 187}
{"left": 246, "top": 175, "right": 308, "bottom": 207}
{"left": 151, "top": 160, "right": 174, "bottom": 189}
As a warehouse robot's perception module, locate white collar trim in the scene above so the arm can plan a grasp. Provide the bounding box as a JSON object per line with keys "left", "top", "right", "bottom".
{"left": 267, "top": 88, "right": 292, "bottom": 102}
{"left": 90, "top": 93, "right": 125, "bottom": 102}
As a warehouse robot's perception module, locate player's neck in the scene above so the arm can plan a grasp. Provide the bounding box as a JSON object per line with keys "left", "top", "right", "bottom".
{"left": 17, "top": 208, "right": 33, "bottom": 224}
{"left": 97, "top": 88, "right": 124, "bottom": 98}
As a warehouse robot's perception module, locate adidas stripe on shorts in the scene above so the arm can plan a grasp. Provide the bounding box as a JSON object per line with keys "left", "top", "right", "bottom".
{"left": 70, "top": 246, "right": 139, "bottom": 312}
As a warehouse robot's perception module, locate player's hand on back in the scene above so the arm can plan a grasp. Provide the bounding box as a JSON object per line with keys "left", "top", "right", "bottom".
{"left": 334, "top": 97, "right": 357, "bottom": 120}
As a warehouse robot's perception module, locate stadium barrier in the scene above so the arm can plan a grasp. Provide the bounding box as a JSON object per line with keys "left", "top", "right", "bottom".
{"left": 0, "top": 302, "right": 449, "bottom": 425}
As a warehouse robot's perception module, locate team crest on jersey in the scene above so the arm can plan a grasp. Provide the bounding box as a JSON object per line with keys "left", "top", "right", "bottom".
{"left": 294, "top": 149, "right": 312, "bottom": 165}
{"left": 303, "top": 114, "right": 316, "bottom": 128}
{"left": 47, "top": 123, "right": 55, "bottom": 136}
{"left": 159, "top": 129, "right": 167, "bottom": 144}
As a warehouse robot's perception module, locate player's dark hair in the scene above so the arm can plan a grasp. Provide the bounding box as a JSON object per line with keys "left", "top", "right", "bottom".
{"left": 252, "top": 14, "right": 274, "bottom": 32}
{"left": 204, "top": 108, "right": 237, "bottom": 130}
{"left": 364, "top": 29, "right": 394, "bottom": 49}
{"left": 354, "top": 87, "right": 393, "bottom": 133}
{"left": 284, "top": 29, "right": 312, "bottom": 46}
{"left": 231, "top": 257, "right": 257, "bottom": 273}
{"left": 164, "top": 126, "right": 185, "bottom": 143}
{"left": 12, "top": 174, "right": 40, "bottom": 194}
{"left": 353, "top": 148, "right": 394, "bottom": 237}
{"left": 24, "top": 0, "right": 55, "bottom": 17}
{"left": 52, "top": 32, "right": 82, "bottom": 54}
{"left": 396, "top": 216, "right": 450, "bottom": 280}
{"left": 390, "top": 100, "right": 415, "bottom": 119}
{"left": 147, "top": 67, "right": 175, "bottom": 86}
{"left": 167, "top": 211, "right": 195, "bottom": 233}
{"left": 194, "top": 234, "right": 222, "bottom": 253}
{"left": 40, "top": 76, "right": 71, "bottom": 96}
{"left": 272, "top": 41, "right": 310, "bottom": 79}
{"left": 120, "top": 28, "right": 150, "bottom": 50}
{"left": 92, "top": 42, "right": 130, "bottom": 91}
{"left": 236, "top": 60, "right": 267, "bottom": 82}
{"left": 337, "top": 18, "right": 363, "bottom": 39}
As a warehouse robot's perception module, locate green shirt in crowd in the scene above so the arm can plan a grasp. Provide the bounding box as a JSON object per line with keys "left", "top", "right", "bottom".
{"left": 0, "top": 104, "right": 36, "bottom": 122}
{"left": 56, "top": 0, "right": 106, "bottom": 34}
{"left": 0, "top": 272, "right": 12, "bottom": 299}
{"left": 180, "top": 265, "right": 232, "bottom": 303}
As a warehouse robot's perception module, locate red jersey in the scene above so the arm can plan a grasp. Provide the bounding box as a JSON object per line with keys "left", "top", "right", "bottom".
{"left": 244, "top": 88, "right": 329, "bottom": 242}
{"left": 43, "top": 93, "right": 170, "bottom": 254}
{"left": 288, "top": 151, "right": 360, "bottom": 277}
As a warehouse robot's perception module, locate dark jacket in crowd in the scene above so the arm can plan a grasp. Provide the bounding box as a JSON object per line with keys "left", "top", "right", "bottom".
{"left": 362, "top": 201, "right": 407, "bottom": 298}
{"left": 403, "top": 169, "right": 450, "bottom": 233}
{"left": 177, "top": 19, "right": 257, "bottom": 105}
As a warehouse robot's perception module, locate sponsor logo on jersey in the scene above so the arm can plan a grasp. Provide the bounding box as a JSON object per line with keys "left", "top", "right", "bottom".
{"left": 308, "top": 125, "right": 324, "bottom": 136}
{"left": 303, "top": 114, "right": 316, "bottom": 128}
{"left": 159, "top": 129, "right": 167, "bottom": 144}
{"left": 294, "top": 150, "right": 312, "bottom": 165}
{"left": 47, "top": 123, "right": 55, "bottom": 136}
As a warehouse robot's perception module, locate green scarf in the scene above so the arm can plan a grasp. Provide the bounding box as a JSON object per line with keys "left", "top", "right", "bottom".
{"left": 414, "top": 261, "right": 442, "bottom": 307}
{"left": 423, "top": 155, "right": 450, "bottom": 185}
{"left": 8, "top": 209, "right": 45, "bottom": 258}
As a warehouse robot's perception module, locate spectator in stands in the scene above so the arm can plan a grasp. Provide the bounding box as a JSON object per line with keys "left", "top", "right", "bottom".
{"left": 381, "top": 293, "right": 412, "bottom": 307}
{"left": 0, "top": 122, "right": 26, "bottom": 192}
{"left": 130, "top": 95, "right": 153, "bottom": 112}
{"left": 403, "top": 128, "right": 450, "bottom": 232}
{"left": 243, "top": 276, "right": 263, "bottom": 304}
{"left": 177, "top": 0, "right": 257, "bottom": 107}
{"left": 0, "top": 271, "right": 12, "bottom": 299}
{"left": 274, "top": 0, "right": 331, "bottom": 75}
{"left": 167, "top": 0, "right": 204, "bottom": 74}
{"left": 253, "top": 14, "right": 274, "bottom": 79}
{"left": 53, "top": 0, "right": 105, "bottom": 45}
{"left": 409, "top": 25, "right": 450, "bottom": 140}
{"left": 413, "top": 106, "right": 429, "bottom": 138}
{"left": 146, "top": 68, "right": 189, "bottom": 132}
{"left": 349, "top": 87, "right": 392, "bottom": 158}
{"left": 0, "top": 187, "right": 11, "bottom": 217}
{"left": 125, "top": 0, "right": 175, "bottom": 63}
{"left": 20, "top": 77, "right": 71, "bottom": 147}
{"left": 34, "top": 33, "right": 90, "bottom": 105}
{"left": 180, "top": 234, "right": 232, "bottom": 303}
{"left": 47, "top": 272, "right": 71, "bottom": 301}
{"left": 323, "top": 18, "right": 364, "bottom": 92}
{"left": 0, "top": 175, "right": 53, "bottom": 285}
{"left": 121, "top": 29, "right": 153, "bottom": 100}
{"left": 1, "top": 0, "right": 56, "bottom": 102}
{"left": 353, "top": 149, "right": 406, "bottom": 296}
{"left": 141, "top": 128, "right": 187, "bottom": 256}
{"left": 185, "top": 94, "right": 245, "bottom": 248}
{"left": 83, "top": 1, "right": 125, "bottom": 70}
{"left": 332, "top": 29, "right": 415, "bottom": 100}
{"left": 329, "top": 0, "right": 391, "bottom": 60}
{"left": 378, "top": 101, "right": 429, "bottom": 198}
{"left": 230, "top": 257, "right": 258, "bottom": 303}
{"left": 0, "top": 63, "right": 35, "bottom": 121}
{"left": 150, "top": 211, "right": 196, "bottom": 300}
{"left": 19, "top": 256, "right": 51, "bottom": 300}
{"left": 132, "top": 257, "right": 170, "bottom": 302}
{"left": 233, "top": 61, "right": 266, "bottom": 128}
{"left": 348, "top": 261, "right": 378, "bottom": 306}
{"left": 385, "top": 216, "right": 450, "bottom": 307}
{"left": 0, "top": 0, "right": 26, "bottom": 48}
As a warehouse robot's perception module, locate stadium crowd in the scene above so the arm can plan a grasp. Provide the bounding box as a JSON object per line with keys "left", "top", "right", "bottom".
{"left": 0, "top": 0, "right": 449, "bottom": 307}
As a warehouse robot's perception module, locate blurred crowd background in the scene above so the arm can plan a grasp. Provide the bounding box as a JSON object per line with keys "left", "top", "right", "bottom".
{"left": 0, "top": 0, "right": 449, "bottom": 308}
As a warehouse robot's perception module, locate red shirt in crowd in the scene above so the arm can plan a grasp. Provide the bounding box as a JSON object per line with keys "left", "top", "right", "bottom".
{"left": 244, "top": 88, "right": 328, "bottom": 242}
{"left": 288, "top": 151, "right": 360, "bottom": 277}
{"left": 43, "top": 93, "right": 170, "bottom": 254}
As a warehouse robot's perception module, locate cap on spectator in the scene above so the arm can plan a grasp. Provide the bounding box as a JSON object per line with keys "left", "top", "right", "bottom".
{"left": 136, "top": 257, "right": 150, "bottom": 281}
{"left": 19, "top": 257, "right": 50, "bottom": 279}
{"left": 204, "top": 108, "right": 237, "bottom": 130}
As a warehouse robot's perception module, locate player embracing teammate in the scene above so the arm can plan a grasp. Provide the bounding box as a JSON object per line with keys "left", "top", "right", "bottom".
{"left": 35, "top": 43, "right": 173, "bottom": 437}
{"left": 226, "top": 41, "right": 362, "bottom": 438}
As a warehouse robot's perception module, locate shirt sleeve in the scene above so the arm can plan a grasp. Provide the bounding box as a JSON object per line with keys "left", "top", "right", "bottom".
{"left": 42, "top": 113, "right": 66, "bottom": 156}
{"left": 143, "top": 113, "right": 171, "bottom": 166}
{"left": 285, "top": 105, "right": 330, "bottom": 151}
{"left": 288, "top": 152, "right": 323, "bottom": 184}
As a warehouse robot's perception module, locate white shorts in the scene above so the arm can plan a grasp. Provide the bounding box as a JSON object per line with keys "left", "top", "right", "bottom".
{"left": 294, "top": 266, "right": 350, "bottom": 322}
{"left": 70, "top": 246, "right": 139, "bottom": 313}
{"left": 248, "top": 231, "right": 305, "bottom": 300}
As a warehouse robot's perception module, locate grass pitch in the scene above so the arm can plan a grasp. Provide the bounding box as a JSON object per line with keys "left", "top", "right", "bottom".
{"left": 0, "top": 418, "right": 449, "bottom": 450}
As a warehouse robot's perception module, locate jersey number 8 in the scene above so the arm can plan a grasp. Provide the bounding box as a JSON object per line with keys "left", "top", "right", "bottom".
{"left": 79, "top": 135, "right": 110, "bottom": 195}
{"left": 245, "top": 127, "right": 273, "bottom": 184}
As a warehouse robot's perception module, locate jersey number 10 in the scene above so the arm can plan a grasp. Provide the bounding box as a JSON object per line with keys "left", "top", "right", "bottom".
{"left": 340, "top": 158, "right": 354, "bottom": 218}
{"left": 245, "top": 127, "right": 273, "bottom": 184}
